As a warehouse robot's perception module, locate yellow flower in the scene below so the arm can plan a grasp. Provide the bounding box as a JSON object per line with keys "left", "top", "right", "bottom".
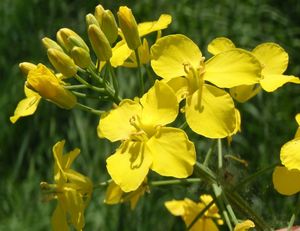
{"left": 98, "top": 81, "right": 196, "bottom": 192}
{"left": 41, "top": 140, "right": 92, "bottom": 231}
{"left": 207, "top": 37, "right": 300, "bottom": 102}
{"left": 165, "top": 194, "right": 223, "bottom": 231}
{"left": 151, "top": 34, "right": 261, "bottom": 138}
{"left": 234, "top": 220, "right": 255, "bottom": 231}
{"left": 105, "top": 179, "right": 149, "bottom": 210}
{"left": 110, "top": 14, "right": 172, "bottom": 67}
{"left": 26, "top": 64, "right": 77, "bottom": 109}
{"left": 10, "top": 84, "right": 41, "bottom": 123}
{"left": 273, "top": 114, "right": 300, "bottom": 195}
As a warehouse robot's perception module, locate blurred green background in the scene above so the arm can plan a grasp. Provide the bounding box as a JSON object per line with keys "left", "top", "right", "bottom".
{"left": 1, "top": 0, "right": 300, "bottom": 230}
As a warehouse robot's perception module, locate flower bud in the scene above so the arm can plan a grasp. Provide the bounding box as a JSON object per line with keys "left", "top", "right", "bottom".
{"left": 41, "top": 37, "right": 64, "bottom": 52}
{"left": 56, "top": 28, "right": 89, "bottom": 53}
{"left": 47, "top": 48, "right": 77, "bottom": 77}
{"left": 94, "top": 4, "right": 105, "bottom": 25}
{"left": 26, "top": 64, "right": 77, "bottom": 109}
{"left": 71, "top": 47, "right": 92, "bottom": 68}
{"left": 19, "top": 62, "right": 37, "bottom": 76}
{"left": 117, "top": 6, "right": 141, "bottom": 50}
{"left": 86, "top": 13, "right": 100, "bottom": 27}
{"left": 88, "top": 24, "right": 112, "bottom": 61}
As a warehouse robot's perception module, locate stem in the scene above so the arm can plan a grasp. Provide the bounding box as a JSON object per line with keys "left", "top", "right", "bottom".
{"left": 134, "top": 49, "right": 144, "bottom": 96}
{"left": 232, "top": 162, "right": 279, "bottom": 191}
{"left": 75, "top": 103, "right": 104, "bottom": 115}
{"left": 179, "top": 121, "right": 188, "bottom": 130}
{"left": 74, "top": 74, "right": 104, "bottom": 93}
{"left": 288, "top": 194, "right": 300, "bottom": 230}
{"left": 93, "top": 179, "right": 113, "bottom": 189}
{"left": 203, "top": 140, "right": 217, "bottom": 166}
{"left": 187, "top": 199, "right": 215, "bottom": 230}
{"left": 64, "top": 84, "right": 89, "bottom": 90}
{"left": 108, "top": 61, "right": 119, "bottom": 98}
{"left": 150, "top": 178, "right": 201, "bottom": 187}
{"left": 217, "top": 139, "right": 223, "bottom": 172}
{"left": 72, "top": 91, "right": 109, "bottom": 100}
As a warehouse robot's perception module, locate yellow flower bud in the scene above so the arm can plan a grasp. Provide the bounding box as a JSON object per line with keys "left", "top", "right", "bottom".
{"left": 71, "top": 47, "right": 92, "bottom": 68}
{"left": 19, "top": 62, "right": 37, "bottom": 76}
{"left": 26, "top": 64, "right": 77, "bottom": 109}
{"left": 117, "top": 6, "right": 141, "bottom": 50}
{"left": 47, "top": 48, "right": 77, "bottom": 77}
{"left": 67, "top": 35, "right": 90, "bottom": 53}
{"left": 94, "top": 4, "right": 105, "bottom": 25}
{"left": 86, "top": 13, "right": 100, "bottom": 27}
{"left": 41, "top": 37, "right": 63, "bottom": 52}
{"left": 88, "top": 24, "right": 112, "bottom": 61}
{"left": 102, "top": 10, "right": 118, "bottom": 44}
{"left": 56, "top": 28, "right": 89, "bottom": 53}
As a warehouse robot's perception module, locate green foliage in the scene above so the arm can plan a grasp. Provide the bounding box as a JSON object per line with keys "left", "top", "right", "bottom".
{"left": 1, "top": 0, "right": 300, "bottom": 230}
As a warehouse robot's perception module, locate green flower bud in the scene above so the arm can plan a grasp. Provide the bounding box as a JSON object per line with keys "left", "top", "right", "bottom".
{"left": 117, "top": 6, "right": 141, "bottom": 50}
{"left": 47, "top": 48, "right": 77, "bottom": 77}
{"left": 56, "top": 28, "right": 89, "bottom": 53}
{"left": 88, "top": 24, "right": 112, "bottom": 61}
{"left": 71, "top": 47, "right": 92, "bottom": 69}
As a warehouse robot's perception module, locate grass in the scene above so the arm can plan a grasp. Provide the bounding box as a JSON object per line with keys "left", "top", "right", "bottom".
{"left": 1, "top": 0, "right": 300, "bottom": 230}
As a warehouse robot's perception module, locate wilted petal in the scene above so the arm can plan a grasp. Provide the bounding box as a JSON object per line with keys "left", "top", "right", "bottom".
{"left": 106, "top": 141, "right": 152, "bottom": 192}
{"left": 273, "top": 166, "right": 300, "bottom": 195}
{"left": 186, "top": 84, "right": 236, "bottom": 138}
{"left": 234, "top": 219, "right": 255, "bottom": 231}
{"left": 138, "top": 14, "right": 172, "bottom": 37}
{"left": 280, "top": 137, "right": 300, "bottom": 171}
{"left": 51, "top": 203, "right": 69, "bottom": 231}
{"left": 260, "top": 74, "right": 300, "bottom": 92}
{"left": 104, "top": 181, "right": 123, "bottom": 204}
{"left": 207, "top": 37, "right": 236, "bottom": 55}
{"left": 148, "top": 127, "right": 196, "bottom": 178}
{"left": 205, "top": 49, "right": 261, "bottom": 88}
{"left": 151, "top": 34, "right": 202, "bottom": 79}
{"left": 140, "top": 81, "right": 178, "bottom": 126}
{"left": 252, "top": 42, "right": 288, "bottom": 75}
{"left": 98, "top": 99, "right": 142, "bottom": 142}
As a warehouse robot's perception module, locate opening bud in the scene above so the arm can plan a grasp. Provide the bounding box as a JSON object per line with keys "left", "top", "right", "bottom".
{"left": 117, "top": 6, "right": 141, "bottom": 50}
{"left": 47, "top": 48, "right": 77, "bottom": 77}
{"left": 19, "top": 62, "right": 37, "bottom": 76}
{"left": 26, "top": 64, "right": 77, "bottom": 109}
{"left": 88, "top": 24, "right": 112, "bottom": 61}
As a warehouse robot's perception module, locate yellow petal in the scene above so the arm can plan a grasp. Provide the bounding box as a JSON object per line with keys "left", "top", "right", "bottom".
{"left": 140, "top": 81, "right": 178, "bottom": 126}
{"left": 207, "top": 37, "right": 236, "bottom": 55}
{"left": 98, "top": 99, "right": 142, "bottom": 142}
{"left": 110, "top": 40, "right": 132, "bottom": 67}
{"left": 185, "top": 84, "right": 236, "bottom": 138}
{"left": 296, "top": 114, "right": 300, "bottom": 125}
{"left": 205, "top": 49, "right": 261, "bottom": 88}
{"left": 260, "top": 74, "right": 300, "bottom": 92}
{"left": 138, "top": 14, "right": 172, "bottom": 37}
{"left": 273, "top": 166, "right": 300, "bottom": 195}
{"left": 164, "top": 200, "right": 186, "bottom": 216}
{"left": 151, "top": 34, "right": 202, "bottom": 79}
{"left": 252, "top": 42, "right": 288, "bottom": 75}
{"left": 104, "top": 181, "right": 123, "bottom": 204}
{"left": 164, "top": 77, "right": 189, "bottom": 102}
{"left": 191, "top": 219, "right": 219, "bottom": 231}
{"left": 106, "top": 141, "right": 152, "bottom": 192}
{"left": 51, "top": 203, "right": 69, "bottom": 231}
{"left": 10, "top": 94, "right": 41, "bottom": 123}
{"left": 234, "top": 220, "right": 255, "bottom": 231}
{"left": 230, "top": 84, "right": 261, "bottom": 103}
{"left": 280, "top": 137, "right": 300, "bottom": 171}
{"left": 148, "top": 127, "right": 196, "bottom": 178}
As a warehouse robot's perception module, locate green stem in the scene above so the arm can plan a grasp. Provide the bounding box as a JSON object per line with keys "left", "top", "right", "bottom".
{"left": 203, "top": 140, "right": 217, "bottom": 166}
{"left": 288, "top": 194, "right": 300, "bottom": 230}
{"left": 179, "top": 121, "right": 188, "bottom": 130}
{"left": 75, "top": 103, "right": 104, "bottom": 115}
{"left": 93, "top": 179, "right": 113, "bottom": 189}
{"left": 217, "top": 139, "right": 223, "bottom": 172}
{"left": 232, "top": 162, "right": 279, "bottom": 191}
{"left": 74, "top": 74, "right": 104, "bottom": 93}
{"left": 187, "top": 199, "right": 215, "bottom": 230}
{"left": 72, "top": 91, "right": 109, "bottom": 100}
{"left": 150, "top": 178, "right": 201, "bottom": 187}
{"left": 135, "top": 49, "right": 144, "bottom": 96}
{"left": 64, "top": 84, "right": 90, "bottom": 90}
{"left": 108, "top": 61, "right": 119, "bottom": 98}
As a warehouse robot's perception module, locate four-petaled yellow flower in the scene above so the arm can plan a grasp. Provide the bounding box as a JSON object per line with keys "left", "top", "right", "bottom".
{"left": 207, "top": 37, "right": 300, "bottom": 102}
{"left": 98, "top": 80, "right": 196, "bottom": 192}
{"left": 151, "top": 34, "right": 262, "bottom": 138}
{"left": 41, "top": 140, "right": 93, "bottom": 231}
{"left": 273, "top": 113, "right": 300, "bottom": 195}
{"left": 165, "top": 194, "right": 223, "bottom": 231}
